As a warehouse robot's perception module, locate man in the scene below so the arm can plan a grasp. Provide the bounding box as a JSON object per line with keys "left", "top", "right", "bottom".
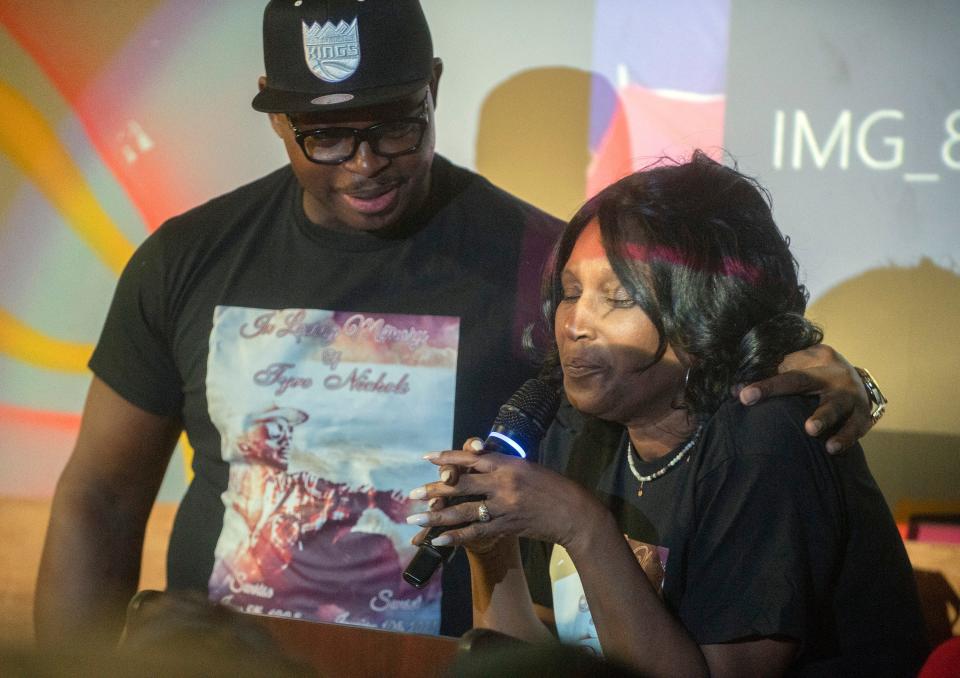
{"left": 35, "top": 0, "right": 880, "bottom": 643}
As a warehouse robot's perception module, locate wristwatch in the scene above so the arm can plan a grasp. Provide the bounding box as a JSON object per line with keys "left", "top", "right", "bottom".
{"left": 854, "top": 367, "right": 887, "bottom": 425}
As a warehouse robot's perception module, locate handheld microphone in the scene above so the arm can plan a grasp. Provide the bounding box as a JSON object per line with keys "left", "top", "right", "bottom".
{"left": 402, "top": 378, "right": 560, "bottom": 589}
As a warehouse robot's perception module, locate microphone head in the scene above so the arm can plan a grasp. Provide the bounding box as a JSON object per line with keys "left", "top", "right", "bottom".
{"left": 402, "top": 542, "right": 448, "bottom": 589}
{"left": 500, "top": 378, "right": 561, "bottom": 430}
{"left": 487, "top": 379, "right": 560, "bottom": 461}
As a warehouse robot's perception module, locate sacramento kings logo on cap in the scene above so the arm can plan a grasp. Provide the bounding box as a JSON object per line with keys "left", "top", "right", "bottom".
{"left": 253, "top": 0, "right": 434, "bottom": 113}
{"left": 303, "top": 17, "right": 360, "bottom": 83}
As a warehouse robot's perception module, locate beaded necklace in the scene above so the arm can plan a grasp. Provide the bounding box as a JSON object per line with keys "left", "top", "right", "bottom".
{"left": 626, "top": 426, "right": 703, "bottom": 497}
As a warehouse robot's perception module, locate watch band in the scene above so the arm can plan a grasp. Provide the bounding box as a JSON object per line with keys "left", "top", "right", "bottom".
{"left": 855, "top": 366, "right": 887, "bottom": 425}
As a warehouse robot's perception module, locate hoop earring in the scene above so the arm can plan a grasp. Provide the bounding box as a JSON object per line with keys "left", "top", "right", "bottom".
{"left": 671, "top": 367, "right": 692, "bottom": 410}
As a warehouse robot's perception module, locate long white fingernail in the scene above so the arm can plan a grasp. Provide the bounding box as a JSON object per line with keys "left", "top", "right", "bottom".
{"left": 469, "top": 439, "right": 483, "bottom": 451}
{"left": 440, "top": 469, "right": 452, "bottom": 483}
{"left": 406, "top": 513, "right": 429, "bottom": 526}
{"left": 431, "top": 534, "right": 452, "bottom": 546}
{"left": 408, "top": 486, "right": 426, "bottom": 500}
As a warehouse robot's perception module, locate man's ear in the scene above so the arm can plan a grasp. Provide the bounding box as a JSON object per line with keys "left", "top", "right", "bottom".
{"left": 429, "top": 58, "right": 443, "bottom": 110}
{"left": 268, "top": 112, "right": 287, "bottom": 139}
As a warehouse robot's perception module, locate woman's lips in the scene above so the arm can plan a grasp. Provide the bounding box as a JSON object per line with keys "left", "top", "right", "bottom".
{"left": 562, "top": 359, "right": 606, "bottom": 379}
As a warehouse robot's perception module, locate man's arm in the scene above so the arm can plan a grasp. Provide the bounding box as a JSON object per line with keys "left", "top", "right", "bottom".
{"left": 739, "top": 344, "right": 877, "bottom": 453}
{"left": 35, "top": 377, "right": 182, "bottom": 645}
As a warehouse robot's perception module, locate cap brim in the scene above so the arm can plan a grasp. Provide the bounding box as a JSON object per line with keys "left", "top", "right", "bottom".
{"left": 252, "top": 78, "right": 429, "bottom": 113}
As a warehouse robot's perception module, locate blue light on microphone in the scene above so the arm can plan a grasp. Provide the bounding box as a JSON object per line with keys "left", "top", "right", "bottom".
{"left": 486, "top": 431, "right": 526, "bottom": 458}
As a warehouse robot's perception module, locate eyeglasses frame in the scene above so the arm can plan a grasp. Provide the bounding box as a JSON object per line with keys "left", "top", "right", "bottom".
{"left": 287, "top": 96, "right": 430, "bottom": 166}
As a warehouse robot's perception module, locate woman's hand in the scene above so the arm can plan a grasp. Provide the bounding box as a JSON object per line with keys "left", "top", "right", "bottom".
{"left": 737, "top": 344, "right": 872, "bottom": 453}
{"left": 407, "top": 437, "right": 601, "bottom": 554}
{"left": 408, "top": 438, "right": 503, "bottom": 555}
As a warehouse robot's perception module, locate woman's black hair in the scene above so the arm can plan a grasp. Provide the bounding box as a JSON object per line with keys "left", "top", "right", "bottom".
{"left": 541, "top": 150, "right": 822, "bottom": 420}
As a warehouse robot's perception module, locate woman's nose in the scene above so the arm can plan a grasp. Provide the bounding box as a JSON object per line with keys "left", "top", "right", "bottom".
{"left": 562, "top": 298, "right": 595, "bottom": 341}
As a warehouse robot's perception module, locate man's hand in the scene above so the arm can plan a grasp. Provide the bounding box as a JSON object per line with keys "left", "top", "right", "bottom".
{"left": 737, "top": 344, "right": 873, "bottom": 454}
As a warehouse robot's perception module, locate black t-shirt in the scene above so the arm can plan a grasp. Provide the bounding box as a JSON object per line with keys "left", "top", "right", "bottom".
{"left": 90, "top": 156, "right": 562, "bottom": 636}
{"left": 528, "top": 395, "right": 928, "bottom": 676}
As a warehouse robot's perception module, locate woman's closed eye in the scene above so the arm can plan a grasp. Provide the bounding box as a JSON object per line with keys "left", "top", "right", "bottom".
{"left": 607, "top": 294, "right": 635, "bottom": 308}
{"left": 559, "top": 285, "right": 581, "bottom": 303}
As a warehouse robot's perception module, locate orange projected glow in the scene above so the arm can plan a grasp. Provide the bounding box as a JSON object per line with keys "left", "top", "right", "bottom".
{"left": 0, "top": 3, "right": 161, "bottom": 105}
{"left": 0, "top": 404, "right": 82, "bottom": 433}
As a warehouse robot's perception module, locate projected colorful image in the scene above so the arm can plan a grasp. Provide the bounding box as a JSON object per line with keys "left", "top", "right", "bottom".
{"left": 2, "top": 0, "right": 731, "bottom": 498}
{"left": 0, "top": 3, "right": 272, "bottom": 496}
{"left": 586, "top": 0, "right": 727, "bottom": 196}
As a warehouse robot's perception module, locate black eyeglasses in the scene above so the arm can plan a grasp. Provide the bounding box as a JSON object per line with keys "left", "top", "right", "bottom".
{"left": 288, "top": 96, "right": 429, "bottom": 165}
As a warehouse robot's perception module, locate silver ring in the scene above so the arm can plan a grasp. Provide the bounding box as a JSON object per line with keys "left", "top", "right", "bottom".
{"left": 477, "top": 500, "right": 491, "bottom": 523}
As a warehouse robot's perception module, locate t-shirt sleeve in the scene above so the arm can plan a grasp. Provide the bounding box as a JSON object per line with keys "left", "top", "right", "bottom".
{"left": 88, "top": 230, "right": 184, "bottom": 416}
{"left": 676, "top": 399, "right": 845, "bottom": 646}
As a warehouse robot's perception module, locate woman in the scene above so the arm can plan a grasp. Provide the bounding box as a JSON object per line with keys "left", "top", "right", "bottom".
{"left": 406, "top": 153, "right": 927, "bottom": 676}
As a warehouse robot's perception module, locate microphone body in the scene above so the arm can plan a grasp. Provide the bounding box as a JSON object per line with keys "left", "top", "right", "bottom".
{"left": 403, "top": 378, "right": 559, "bottom": 589}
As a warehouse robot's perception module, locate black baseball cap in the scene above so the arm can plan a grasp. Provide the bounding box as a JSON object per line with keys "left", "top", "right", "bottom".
{"left": 252, "top": 0, "right": 434, "bottom": 113}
